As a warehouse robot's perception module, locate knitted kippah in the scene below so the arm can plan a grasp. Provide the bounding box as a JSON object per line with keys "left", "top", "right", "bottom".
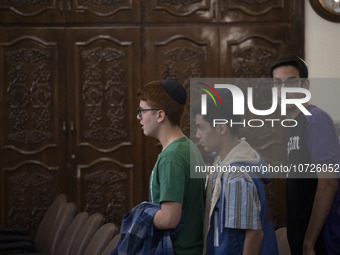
{"left": 160, "top": 78, "right": 187, "bottom": 105}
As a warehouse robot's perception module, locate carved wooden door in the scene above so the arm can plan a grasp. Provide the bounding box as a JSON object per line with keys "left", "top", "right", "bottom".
{"left": 65, "top": 27, "right": 143, "bottom": 224}
{"left": 0, "top": 28, "right": 68, "bottom": 235}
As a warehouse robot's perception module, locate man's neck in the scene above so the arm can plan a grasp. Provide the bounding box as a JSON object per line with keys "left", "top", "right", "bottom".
{"left": 158, "top": 126, "right": 184, "bottom": 151}
{"left": 218, "top": 136, "right": 240, "bottom": 161}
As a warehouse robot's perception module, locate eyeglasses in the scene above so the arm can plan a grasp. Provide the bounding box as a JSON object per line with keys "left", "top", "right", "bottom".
{"left": 272, "top": 78, "right": 302, "bottom": 87}
{"left": 137, "top": 107, "right": 160, "bottom": 118}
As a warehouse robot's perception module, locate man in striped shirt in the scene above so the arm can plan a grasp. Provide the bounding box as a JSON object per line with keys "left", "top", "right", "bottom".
{"left": 194, "top": 89, "right": 278, "bottom": 255}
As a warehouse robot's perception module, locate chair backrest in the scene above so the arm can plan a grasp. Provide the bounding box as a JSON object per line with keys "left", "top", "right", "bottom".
{"left": 275, "top": 227, "right": 290, "bottom": 255}
{"left": 54, "top": 211, "right": 89, "bottom": 255}
{"left": 101, "top": 233, "right": 121, "bottom": 255}
{"left": 36, "top": 202, "right": 77, "bottom": 253}
{"left": 68, "top": 212, "right": 104, "bottom": 255}
{"left": 83, "top": 223, "right": 118, "bottom": 255}
{"left": 34, "top": 194, "right": 68, "bottom": 251}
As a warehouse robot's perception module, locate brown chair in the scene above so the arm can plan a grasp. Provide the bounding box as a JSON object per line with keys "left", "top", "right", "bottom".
{"left": 83, "top": 223, "right": 119, "bottom": 255}
{"left": 68, "top": 212, "right": 104, "bottom": 255}
{"left": 41, "top": 202, "right": 77, "bottom": 253}
{"left": 101, "top": 233, "right": 121, "bottom": 255}
{"left": 34, "top": 193, "right": 68, "bottom": 251}
{"left": 54, "top": 211, "right": 89, "bottom": 255}
{"left": 0, "top": 194, "right": 76, "bottom": 254}
{"left": 275, "top": 226, "right": 290, "bottom": 255}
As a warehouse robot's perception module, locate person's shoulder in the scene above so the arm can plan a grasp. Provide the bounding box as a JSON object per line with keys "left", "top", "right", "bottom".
{"left": 224, "top": 170, "right": 253, "bottom": 184}
{"left": 165, "top": 136, "right": 190, "bottom": 152}
{"left": 307, "top": 105, "right": 330, "bottom": 118}
{"left": 160, "top": 137, "right": 190, "bottom": 162}
{"left": 306, "top": 105, "right": 334, "bottom": 123}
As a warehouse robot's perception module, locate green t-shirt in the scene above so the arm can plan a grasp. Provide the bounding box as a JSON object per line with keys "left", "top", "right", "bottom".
{"left": 149, "top": 136, "right": 205, "bottom": 255}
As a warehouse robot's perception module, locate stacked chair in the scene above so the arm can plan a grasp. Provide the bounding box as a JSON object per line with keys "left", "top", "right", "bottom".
{"left": 0, "top": 194, "right": 120, "bottom": 255}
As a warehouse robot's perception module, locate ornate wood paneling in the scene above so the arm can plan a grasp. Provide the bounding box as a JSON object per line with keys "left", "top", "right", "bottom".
{"left": 219, "top": 24, "right": 293, "bottom": 77}
{"left": 77, "top": 160, "right": 131, "bottom": 225}
{"left": 0, "top": 0, "right": 64, "bottom": 23}
{"left": 0, "top": 0, "right": 304, "bottom": 233}
{"left": 220, "top": 0, "right": 293, "bottom": 22}
{"left": 0, "top": 0, "right": 140, "bottom": 23}
{"left": 67, "top": 0, "right": 140, "bottom": 23}
{"left": 66, "top": 28, "right": 143, "bottom": 216}
{"left": 0, "top": 28, "right": 67, "bottom": 233}
{"left": 144, "top": 0, "right": 216, "bottom": 22}
{"left": 3, "top": 162, "right": 58, "bottom": 236}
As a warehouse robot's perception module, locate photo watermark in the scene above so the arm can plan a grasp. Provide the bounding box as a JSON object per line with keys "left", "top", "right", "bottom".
{"left": 190, "top": 78, "right": 340, "bottom": 179}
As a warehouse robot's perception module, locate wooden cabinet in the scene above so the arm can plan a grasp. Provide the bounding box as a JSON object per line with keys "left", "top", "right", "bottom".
{"left": 66, "top": 27, "right": 142, "bottom": 224}
{"left": 0, "top": 0, "right": 140, "bottom": 24}
{"left": 0, "top": 27, "right": 143, "bottom": 234}
{"left": 1, "top": 0, "right": 304, "bottom": 234}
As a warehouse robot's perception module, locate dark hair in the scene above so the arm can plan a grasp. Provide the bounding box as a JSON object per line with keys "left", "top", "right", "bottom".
{"left": 192, "top": 89, "right": 240, "bottom": 137}
{"left": 270, "top": 55, "right": 308, "bottom": 78}
{"left": 137, "top": 80, "right": 185, "bottom": 126}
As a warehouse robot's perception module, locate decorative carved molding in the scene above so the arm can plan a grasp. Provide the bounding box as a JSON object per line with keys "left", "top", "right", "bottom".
{"left": 80, "top": 0, "right": 125, "bottom": 5}
{"left": 83, "top": 169, "right": 128, "bottom": 225}
{"left": 232, "top": 46, "right": 277, "bottom": 77}
{"left": 81, "top": 47, "right": 127, "bottom": 141}
{"left": 237, "top": 0, "right": 271, "bottom": 4}
{"left": 5, "top": 0, "right": 50, "bottom": 6}
{"left": 152, "top": 0, "right": 209, "bottom": 17}
{"left": 161, "top": 47, "right": 204, "bottom": 62}
{"left": 8, "top": 172, "right": 53, "bottom": 187}
{"left": 76, "top": 0, "right": 132, "bottom": 17}
{"left": 8, "top": 130, "right": 53, "bottom": 144}
{"left": 160, "top": 47, "right": 204, "bottom": 82}
{"left": 6, "top": 48, "right": 53, "bottom": 144}
{"left": 79, "top": 141, "right": 132, "bottom": 153}
{"left": 0, "top": 1, "right": 56, "bottom": 17}
{"left": 84, "top": 169, "right": 126, "bottom": 184}
{"left": 161, "top": 0, "right": 203, "bottom": 5}
{"left": 5, "top": 170, "right": 54, "bottom": 235}
{"left": 225, "top": 0, "right": 285, "bottom": 16}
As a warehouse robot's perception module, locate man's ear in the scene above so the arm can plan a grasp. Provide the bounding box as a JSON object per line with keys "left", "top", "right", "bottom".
{"left": 157, "top": 110, "right": 166, "bottom": 123}
{"left": 216, "top": 124, "right": 228, "bottom": 135}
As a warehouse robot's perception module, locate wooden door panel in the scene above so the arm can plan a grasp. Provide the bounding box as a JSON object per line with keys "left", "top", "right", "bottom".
{"left": 67, "top": 0, "right": 140, "bottom": 23}
{"left": 0, "top": 0, "right": 64, "bottom": 23}
{"left": 0, "top": 0, "right": 140, "bottom": 24}
{"left": 219, "top": 24, "right": 294, "bottom": 78}
{"left": 145, "top": 0, "right": 217, "bottom": 22}
{"left": 0, "top": 28, "right": 67, "bottom": 234}
{"left": 220, "top": 0, "right": 295, "bottom": 22}
{"left": 76, "top": 160, "right": 133, "bottom": 225}
{"left": 67, "top": 28, "right": 143, "bottom": 223}
{"left": 144, "top": 26, "right": 219, "bottom": 90}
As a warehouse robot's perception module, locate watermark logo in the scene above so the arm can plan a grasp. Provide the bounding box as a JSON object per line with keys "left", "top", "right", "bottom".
{"left": 200, "top": 83, "right": 311, "bottom": 116}
{"left": 197, "top": 82, "right": 222, "bottom": 115}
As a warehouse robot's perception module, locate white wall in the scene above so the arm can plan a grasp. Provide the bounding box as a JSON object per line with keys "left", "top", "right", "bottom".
{"left": 305, "top": 0, "right": 340, "bottom": 125}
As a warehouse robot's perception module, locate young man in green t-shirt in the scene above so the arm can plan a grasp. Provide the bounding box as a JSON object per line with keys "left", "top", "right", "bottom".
{"left": 137, "top": 79, "right": 205, "bottom": 254}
